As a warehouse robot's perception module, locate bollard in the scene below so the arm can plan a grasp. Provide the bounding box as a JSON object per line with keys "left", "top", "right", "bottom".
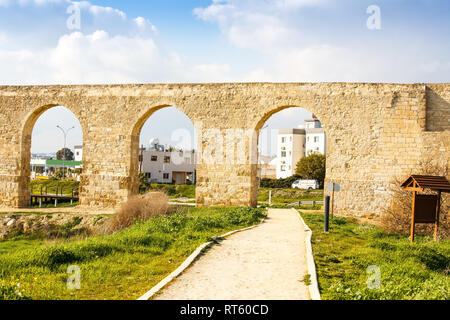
{"left": 269, "top": 190, "right": 272, "bottom": 206}
{"left": 324, "top": 196, "right": 331, "bottom": 232}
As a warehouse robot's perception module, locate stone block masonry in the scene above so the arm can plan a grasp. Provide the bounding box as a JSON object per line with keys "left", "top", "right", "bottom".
{"left": 0, "top": 83, "right": 448, "bottom": 218}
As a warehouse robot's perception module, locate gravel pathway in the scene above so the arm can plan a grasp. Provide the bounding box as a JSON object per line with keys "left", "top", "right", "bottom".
{"left": 154, "top": 208, "right": 310, "bottom": 300}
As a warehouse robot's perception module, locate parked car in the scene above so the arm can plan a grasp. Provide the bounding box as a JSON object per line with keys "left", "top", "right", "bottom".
{"left": 292, "top": 180, "right": 320, "bottom": 190}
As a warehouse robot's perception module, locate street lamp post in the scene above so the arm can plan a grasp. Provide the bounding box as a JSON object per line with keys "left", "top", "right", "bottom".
{"left": 56, "top": 125, "right": 75, "bottom": 179}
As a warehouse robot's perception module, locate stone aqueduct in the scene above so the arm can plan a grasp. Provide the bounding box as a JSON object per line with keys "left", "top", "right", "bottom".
{"left": 0, "top": 83, "right": 449, "bottom": 218}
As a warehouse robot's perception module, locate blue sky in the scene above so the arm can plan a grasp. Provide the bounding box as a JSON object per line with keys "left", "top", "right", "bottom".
{"left": 1, "top": 0, "right": 448, "bottom": 154}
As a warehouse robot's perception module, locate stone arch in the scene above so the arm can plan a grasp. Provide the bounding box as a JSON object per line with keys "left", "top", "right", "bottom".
{"left": 251, "top": 104, "right": 330, "bottom": 206}
{"left": 129, "top": 104, "right": 197, "bottom": 196}
{"left": 19, "top": 104, "right": 85, "bottom": 207}
{"left": 254, "top": 105, "right": 328, "bottom": 133}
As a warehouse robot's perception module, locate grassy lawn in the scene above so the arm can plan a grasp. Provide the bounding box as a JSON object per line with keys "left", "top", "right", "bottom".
{"left": 142, "top": 184, "right": 196, "bottom": 199}
{"left": 258, "top": 188, "right": 324, "bottom": 203}
{"left": 301, "top": 212, "right": 450, "bottom": 300}
{"left": 30, "top": 180, "right": 79, "bottom": 196}
{"left": 0, "top": 206, "right": 265, "bottom": 300}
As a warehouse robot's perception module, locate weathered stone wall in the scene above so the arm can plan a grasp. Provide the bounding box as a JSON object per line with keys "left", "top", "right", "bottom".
{"left": 0, "top": 83, "right": 448, "bottom": 218}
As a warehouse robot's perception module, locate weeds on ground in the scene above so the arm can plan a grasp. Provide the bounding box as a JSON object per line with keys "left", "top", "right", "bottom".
{"left": 0, "top": 206, "right": 265, "bottom": 300}
{"left": 301, "top": 212, "right": 450, "bottom": 300}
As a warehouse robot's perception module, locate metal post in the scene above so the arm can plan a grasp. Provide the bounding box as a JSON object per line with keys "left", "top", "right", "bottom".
{"left": 434, "top": 191, "right": 441, "bottom": 242}
{"left": 331, "top": 183, "right": 335, "bottom": 219}
{"left": 324, "top": 196, "right": 331, "bottom": 232}
{"left": 269, "top": 190, "right": 272, "bottom": 206}
{"left": 410, "top": 181, "right": 417, "bottom": 243}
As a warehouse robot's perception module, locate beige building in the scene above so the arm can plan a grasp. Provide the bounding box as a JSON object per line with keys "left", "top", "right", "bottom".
{"left": 141, "top": 149, "right": 196, "bottom": 184}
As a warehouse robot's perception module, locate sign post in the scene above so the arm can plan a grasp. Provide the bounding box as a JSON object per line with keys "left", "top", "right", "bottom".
{"left": 401, "top": 175, "right": 450, "bottom": 243}
{"left": 327, "top": 182, "right": 341, "bottom": 219}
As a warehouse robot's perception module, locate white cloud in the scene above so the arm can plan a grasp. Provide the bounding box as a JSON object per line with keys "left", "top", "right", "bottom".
{"left": 88, "top": 4, "right": 126, "bottom": 19}
{"left": 0, "top": 31, "right": 232, "bottom": 84}
{"left": 134, "top": 17, "right": 158, "bottom": 34}
{"left": 195, "top": 0, "right": 450, "bottom": 83}
{"left": 0, "top": 0, "right": 64, "bottom": 7}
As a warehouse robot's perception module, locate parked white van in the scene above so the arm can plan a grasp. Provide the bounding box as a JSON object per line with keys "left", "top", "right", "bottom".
{"left": 292, "top": 180, "right": 320, "bottom": 190}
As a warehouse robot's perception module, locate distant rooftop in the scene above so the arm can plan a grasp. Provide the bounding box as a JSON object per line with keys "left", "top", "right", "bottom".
{"left": 279, "top": 129, "right": 306, "bottom": 135}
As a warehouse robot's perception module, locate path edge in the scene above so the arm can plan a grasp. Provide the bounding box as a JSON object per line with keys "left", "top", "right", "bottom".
{"left": 137, "top": 212, "right": 267, "bottom": 301}
{"left": 293, "top": 208, "right": 322, "bottom": 301}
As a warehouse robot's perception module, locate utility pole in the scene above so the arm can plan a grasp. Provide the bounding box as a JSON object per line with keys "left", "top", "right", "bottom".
{"left": 139, "top": 145, "right": 145, "bottom": 174}
{"left": 56, "top": 125, "right": 75, "bottom": 180}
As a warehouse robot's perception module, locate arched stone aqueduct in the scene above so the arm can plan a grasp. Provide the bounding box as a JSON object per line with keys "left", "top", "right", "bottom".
{"left": 0, "top": 83, "right": 449, "bottom": 218}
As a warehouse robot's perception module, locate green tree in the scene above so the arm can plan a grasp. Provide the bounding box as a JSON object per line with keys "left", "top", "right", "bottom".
{"left": 295, "top": 154, "right": 326, "bottom": 188}
{"left": 56, "top": 148, "right": 74, "bottom": 161}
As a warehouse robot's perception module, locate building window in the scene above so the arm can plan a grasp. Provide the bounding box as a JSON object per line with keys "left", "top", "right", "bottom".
{"left": 281, "top": 165, "right": 286, "bottom": 172}
{"left": 281, "top": 151, "right": 287, "bottom": 158}
{"left": 145, "top": 173, "right": 151, "bottom": 179}
{"left": 314, "top": 136, "right": 320, "bottom": 143}
{"left": 281, "top": 137, "right": 286, "bottom": 143}
{"left": 151, "top": 156, "right": 158, "bottom": 162}
{"left": 163, "top": 173, "right": 169, "bottom": 180}
{"left": 164, "top": 156, "right": 171, "bottom": 163}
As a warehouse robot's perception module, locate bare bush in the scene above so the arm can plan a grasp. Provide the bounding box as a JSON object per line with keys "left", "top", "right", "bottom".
{"left": 99, "top": 192, "right": 170, "bottom": 234}
{"left": 381, "top": 158, "right": 450, "bottom": 239}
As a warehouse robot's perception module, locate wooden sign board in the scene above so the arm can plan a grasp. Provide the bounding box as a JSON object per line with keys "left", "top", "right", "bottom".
{"left": 414, "top": 195, "right": 439, "bottom": 224}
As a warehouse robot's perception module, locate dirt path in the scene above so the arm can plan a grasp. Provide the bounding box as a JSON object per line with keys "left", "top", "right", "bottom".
{"left": 154, "top": 208, "right": 310, "bottom": 300}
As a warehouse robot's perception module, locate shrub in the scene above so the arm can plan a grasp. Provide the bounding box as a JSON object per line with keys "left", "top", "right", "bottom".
{"left": 381, "top": 158, "right": 449, "bottom": 239}
{"left": 260, "top": 175, "right": 302, "bottom": 189}
{"left": 100, "top": 192, "right": 170, "bottom": 234}
{"left": 295, "top": 154, "right": 326, "bottom": 188}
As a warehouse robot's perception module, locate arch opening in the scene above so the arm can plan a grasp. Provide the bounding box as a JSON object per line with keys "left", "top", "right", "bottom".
{"left": 21, "top": 105, "right": 84, "bottom": 208}
{"left": 255, "top": 106, "right": 328, "bottom": 208}
{"left": 130, "top": 105, "right": 197, "bottom": 200}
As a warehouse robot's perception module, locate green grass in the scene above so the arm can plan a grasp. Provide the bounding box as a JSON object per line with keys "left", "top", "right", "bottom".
{"left": 0, "top": 206, "right": 265, "bottom": 300}
{"left": 31, "top": 201, "right": 79, "bottom": 209}
{"left": 30, "top": 180, "right": 79, "bottom": 196}
{"left": 301, "top": 212, "right": 450, "bottom": 300}
{"left": 258, "top": 188, "right": 324, "bottom": 203}
{"left": 142, "top": 184, "right": 196, "bottom": 199}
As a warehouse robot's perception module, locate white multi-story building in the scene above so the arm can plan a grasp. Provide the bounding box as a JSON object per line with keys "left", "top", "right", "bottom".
{"left": 305, "top": 116, "right": 327, "bottom": 156}
{"left": 276, "top": 129, "right": 306, "bottom": 179}
{"left": 141, "top": 139, "right": 196, "bottom": 184}
{"left": 275, "top": 116, "right": 326, "bottom": 179}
